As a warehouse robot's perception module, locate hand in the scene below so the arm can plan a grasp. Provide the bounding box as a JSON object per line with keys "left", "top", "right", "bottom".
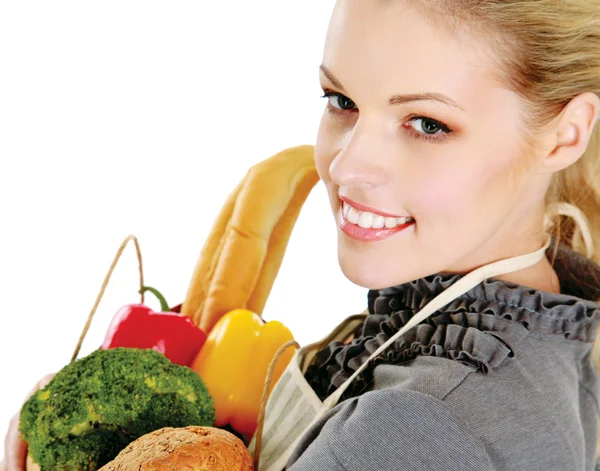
{"left": 0, "top": 374, "right": 55, "bottom": 471}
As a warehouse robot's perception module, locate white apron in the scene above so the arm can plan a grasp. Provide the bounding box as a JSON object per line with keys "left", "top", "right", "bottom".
{"left": 248, "top": 234, "right": 552, "bottom": 471}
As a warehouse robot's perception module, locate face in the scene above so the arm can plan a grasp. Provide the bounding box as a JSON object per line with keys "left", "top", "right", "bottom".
{"left": 316, "top": 0, "right": 548, "bottom": 290}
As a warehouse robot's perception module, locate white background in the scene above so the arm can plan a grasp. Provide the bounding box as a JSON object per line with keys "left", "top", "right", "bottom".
{"left": 0, "top": 1, "right": 369, "bottom": 459}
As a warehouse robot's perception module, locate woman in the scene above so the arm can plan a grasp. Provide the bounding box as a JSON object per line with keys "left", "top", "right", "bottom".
{"left": 266, "top": 0, "right": 600, "bottom": 469}
{"left": 3, "top": 0, "right": 600, "bottom": 469}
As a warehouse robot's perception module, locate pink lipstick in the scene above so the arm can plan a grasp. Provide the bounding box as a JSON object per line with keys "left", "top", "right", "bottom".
{"left": 339, "top": 203, "right": 414, "bottom": 242}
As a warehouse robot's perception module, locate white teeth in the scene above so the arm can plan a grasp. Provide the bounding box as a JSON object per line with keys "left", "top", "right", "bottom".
{"left": 357, "top": 212, "right": 374, "bottom": 229}
{"left": 343, "top": 203, "right": 351, "bottom": 218}
{"left": 347, "top": 206, "right": 360, "bottom": 224}
{"left": 372, "top": 215, "right": 385, "bottom": 229}
{"left": 343, "top": 201, "right": 413, "bottom": 229}
{"left": 384, "top": 217, "right": 397, "bottom": 229}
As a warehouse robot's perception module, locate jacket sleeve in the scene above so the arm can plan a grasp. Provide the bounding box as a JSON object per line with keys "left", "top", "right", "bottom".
{"left": 286, "top": 388, "right": 495, "bottom": 471}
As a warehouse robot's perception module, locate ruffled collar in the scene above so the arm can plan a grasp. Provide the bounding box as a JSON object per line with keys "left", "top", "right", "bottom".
{"left": 304, "top": 237, "right": 600, "bottom": 401}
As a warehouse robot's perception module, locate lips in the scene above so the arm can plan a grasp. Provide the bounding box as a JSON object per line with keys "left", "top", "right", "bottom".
{"left": 339, "top": 195, "right": 414, "bottom": 230}
{"left": 339, "top": 196, "right": 411, "bottom": 219}
{"left": 339, "top": 202, "right": 415, "bottom": 242}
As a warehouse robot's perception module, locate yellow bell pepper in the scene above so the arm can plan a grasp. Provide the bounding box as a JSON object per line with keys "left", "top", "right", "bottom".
{"left": 190, "top": 308, "right": 296, "bottom": 439}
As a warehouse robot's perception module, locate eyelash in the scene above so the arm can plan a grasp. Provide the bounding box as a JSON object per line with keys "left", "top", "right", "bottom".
{"left": 320, "top": 90, "right": 453, "bottom": 143}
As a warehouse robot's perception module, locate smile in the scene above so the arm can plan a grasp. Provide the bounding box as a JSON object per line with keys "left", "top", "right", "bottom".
{"left": 339, "top": 201, "right": 415, "bottom": 242}
{"left": 342, "top": 201, "right": 414, "bottom": 229}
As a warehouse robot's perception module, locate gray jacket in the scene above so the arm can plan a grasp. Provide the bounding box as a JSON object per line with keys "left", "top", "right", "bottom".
{"left": 287, "top": 239, "right": 599, "bottom": 470}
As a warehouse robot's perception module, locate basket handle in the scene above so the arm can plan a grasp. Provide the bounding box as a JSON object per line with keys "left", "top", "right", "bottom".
{"left": 70, "top": 234, "right": 145, "bottom": 362}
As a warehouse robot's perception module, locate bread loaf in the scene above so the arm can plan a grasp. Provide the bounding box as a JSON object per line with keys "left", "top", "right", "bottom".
{"left": 98, "top": 426, "right": 253, "bottom": 471}
{"left": 181, "top": 145, "right": 319, "bottom": 333}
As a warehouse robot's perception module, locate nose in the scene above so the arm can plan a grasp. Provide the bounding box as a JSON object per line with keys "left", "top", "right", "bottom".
{"left": 328, "top": 129, "right": 389, "bottom": 189}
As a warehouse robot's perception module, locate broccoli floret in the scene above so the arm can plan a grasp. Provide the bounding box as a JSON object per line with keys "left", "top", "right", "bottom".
{"left": 19, "top": 348, "right": 215, "bottom": 471}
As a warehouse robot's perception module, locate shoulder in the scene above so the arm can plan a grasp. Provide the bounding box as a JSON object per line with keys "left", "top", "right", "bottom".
{"left": 287, "top": 388, "right": 495, "bottom": 471}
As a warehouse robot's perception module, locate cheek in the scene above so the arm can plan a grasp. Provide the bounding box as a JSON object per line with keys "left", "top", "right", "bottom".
{"left": 407, "top": 146, "right": 519, "bottom": 230}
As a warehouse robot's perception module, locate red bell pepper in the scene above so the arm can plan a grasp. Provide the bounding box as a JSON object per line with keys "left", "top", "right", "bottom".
{"left": 100, "top": 286, "right": 206, "bottom": 366}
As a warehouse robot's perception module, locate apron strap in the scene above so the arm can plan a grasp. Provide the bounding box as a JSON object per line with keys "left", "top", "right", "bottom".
{"left": 323, "top": 233, "right": 552, "bottom": 408}
{"left": 252, "top": 233, "right": 552, "bottom": 470}
{"left": 254, "top": 309, "right": 368, "bottom": 468}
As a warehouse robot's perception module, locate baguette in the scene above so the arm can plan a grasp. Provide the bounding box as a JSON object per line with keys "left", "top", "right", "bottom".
{"left": 180, "top": 145, "right": 319, "bottom": 333}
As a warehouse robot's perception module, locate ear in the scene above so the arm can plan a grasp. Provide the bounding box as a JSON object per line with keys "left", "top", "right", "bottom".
{"left": 537, "top": 92, "right": 600, "bottom": 174}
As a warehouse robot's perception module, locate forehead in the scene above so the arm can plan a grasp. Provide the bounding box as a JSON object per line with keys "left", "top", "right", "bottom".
{"left": 323, "top": 0, "right": 504, "bottom": 109}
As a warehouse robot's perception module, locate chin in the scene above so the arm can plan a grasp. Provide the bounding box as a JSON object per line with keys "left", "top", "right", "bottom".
{"left": 336, "top": 231, "right": 441, "bottom": 290}
{"left": 338, "top": 250, "right": 405, "bottom": 291}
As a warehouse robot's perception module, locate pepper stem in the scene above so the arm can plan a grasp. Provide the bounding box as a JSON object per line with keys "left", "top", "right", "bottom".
{"left": 140, "top": 286, "right": 171, "bottom": 312}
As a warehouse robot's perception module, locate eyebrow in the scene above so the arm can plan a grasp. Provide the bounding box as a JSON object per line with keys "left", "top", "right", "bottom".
{"left": 319, "top": 64, "right": 465, "bottom": 112}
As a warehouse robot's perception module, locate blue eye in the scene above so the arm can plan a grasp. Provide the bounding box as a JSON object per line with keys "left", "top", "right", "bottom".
{"left": 404, "top": 116, "right": 453, "bottom": 143}
{"left": 409, "top": 117, "right": 444, "bottom": 135}
{"left": 320, "top": 88, "right": 453, "bottom": 143}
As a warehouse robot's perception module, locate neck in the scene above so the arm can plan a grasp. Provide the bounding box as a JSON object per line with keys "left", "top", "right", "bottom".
{"left": 493, "top": 255, "right": 561, "bottom": 294}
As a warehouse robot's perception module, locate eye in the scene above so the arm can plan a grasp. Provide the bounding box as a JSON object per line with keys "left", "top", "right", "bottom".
{"left": 410, "top": 117, "right": 443, "bottom": 135}
{"left": 404, "top": 116, "right": 453, "bottom": 143}
{"left": 321, "top": 91, "right": 357, "bottom": 113}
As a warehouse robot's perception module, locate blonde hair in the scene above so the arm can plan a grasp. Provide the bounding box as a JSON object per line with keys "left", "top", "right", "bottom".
{"left": 408, "top": 0, "right": 600, "bottom": 458}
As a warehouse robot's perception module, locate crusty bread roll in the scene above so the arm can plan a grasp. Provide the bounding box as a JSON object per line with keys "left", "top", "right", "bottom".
{"left": 98, "top": 426, "right": 253, "bottom": 471}
{"left": 181, "top": 145, "right": 319, "bottom": 333}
